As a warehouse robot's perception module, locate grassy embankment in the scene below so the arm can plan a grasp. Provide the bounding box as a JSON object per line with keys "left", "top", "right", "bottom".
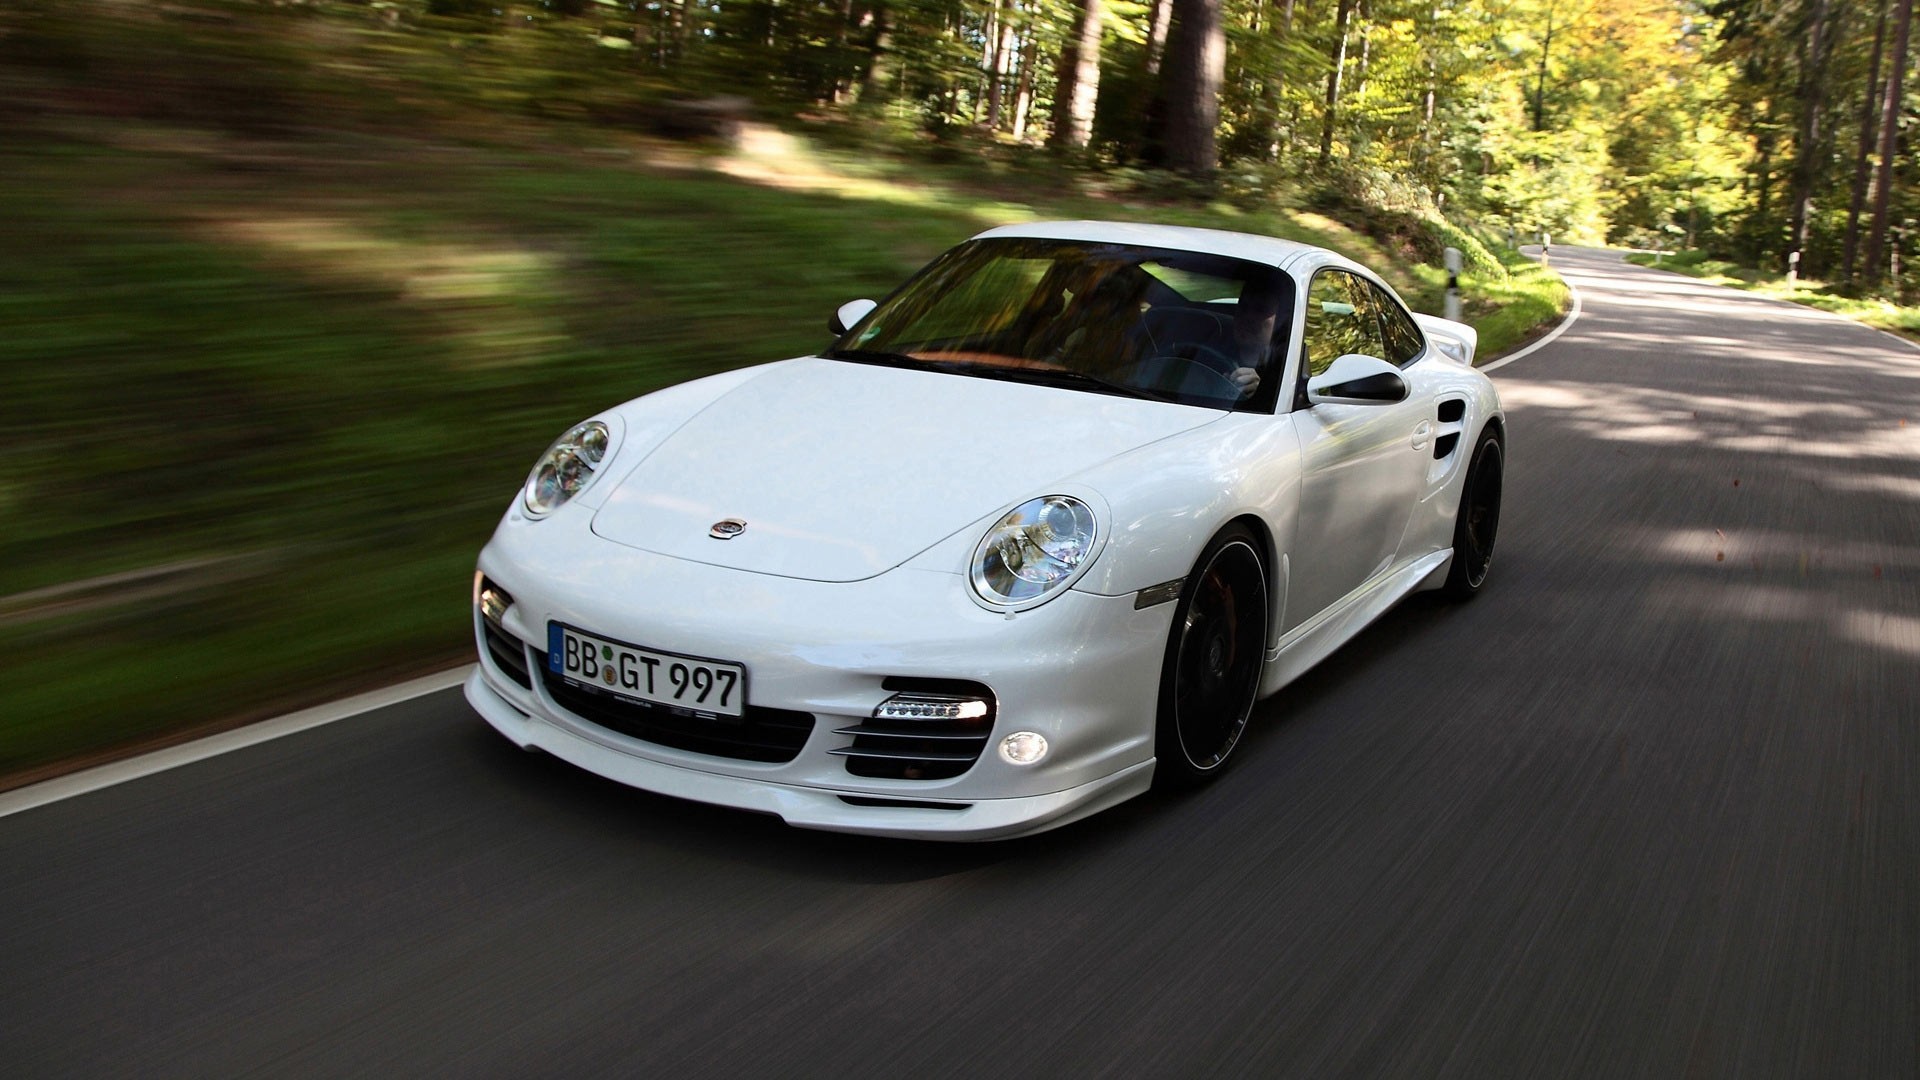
{"left": 1624, "top": 249, "right": 1920, "bottom": 340}
{"left": 0, "top": 116, "right": 1565, "bottom": 782}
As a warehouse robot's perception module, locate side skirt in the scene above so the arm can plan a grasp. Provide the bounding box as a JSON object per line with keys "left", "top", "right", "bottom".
{"left": 1257, "top": 549, "right": 1453, "bottom": 699}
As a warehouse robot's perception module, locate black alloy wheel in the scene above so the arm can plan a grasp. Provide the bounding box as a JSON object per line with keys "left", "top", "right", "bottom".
{"left": 1153, "top": 525, "right": 1269, "bottom": 788}
{"left": 1443, "top": 431, "right": 1503, "bottom": 599}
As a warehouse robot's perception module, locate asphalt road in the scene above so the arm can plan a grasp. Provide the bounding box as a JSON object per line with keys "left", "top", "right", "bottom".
{"left": 4, "top": 248, "right": 1917, "bottom": 1078}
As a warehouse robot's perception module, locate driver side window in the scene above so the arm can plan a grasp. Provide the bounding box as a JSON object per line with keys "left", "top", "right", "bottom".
{"left": 1302, "top": 270, "right": 1387, "bottom": 377}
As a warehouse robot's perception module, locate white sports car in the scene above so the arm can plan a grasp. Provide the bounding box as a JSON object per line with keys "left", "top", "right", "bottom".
{"left": 465, "top": 220, "right": 1504, "bottom": 840}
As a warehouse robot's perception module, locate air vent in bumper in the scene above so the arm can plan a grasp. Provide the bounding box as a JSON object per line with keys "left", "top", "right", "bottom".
{"left": 482, "top": 623, "right": 533, "bottom": 689}
{"left": 832, "top": 679, "right": 996, "bottom": 781}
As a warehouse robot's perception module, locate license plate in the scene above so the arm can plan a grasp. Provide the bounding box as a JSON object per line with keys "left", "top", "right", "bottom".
{"left": 547, "top": 623, "right": 747, "bottom": 718}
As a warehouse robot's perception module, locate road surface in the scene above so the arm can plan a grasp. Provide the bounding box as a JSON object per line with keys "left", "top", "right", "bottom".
{"left": 3, "top": 248, "right": 1916, "bottom": 1077}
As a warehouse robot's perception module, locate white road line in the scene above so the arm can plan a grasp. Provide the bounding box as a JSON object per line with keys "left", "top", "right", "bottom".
{"left": 1479, "top": 271, "right": 1585, "bottom": 374}
{"left": 0, "top": 665, "right": 473, "bottom": 819}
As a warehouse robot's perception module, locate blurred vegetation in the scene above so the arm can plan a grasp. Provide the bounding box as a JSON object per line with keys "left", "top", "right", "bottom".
{"left": 0, "top": 0, "right": 1566, "bottom": 778}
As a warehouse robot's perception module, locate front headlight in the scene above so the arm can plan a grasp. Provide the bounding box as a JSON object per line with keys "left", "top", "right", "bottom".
{"left": 524, "top": 419, "right": 613, "bottom": 517}
{"left": 970, "top": 495, "right": 1099, "bottom": 609}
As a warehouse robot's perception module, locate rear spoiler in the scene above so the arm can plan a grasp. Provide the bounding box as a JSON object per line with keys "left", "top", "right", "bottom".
{"left": 1412, "top": 313, "right": 1477, "bottom": 366}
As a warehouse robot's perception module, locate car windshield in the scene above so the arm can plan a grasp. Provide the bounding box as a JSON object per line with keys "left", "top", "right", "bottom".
{"left": 827, "top": 238, "right": 1295, "bottom": 413}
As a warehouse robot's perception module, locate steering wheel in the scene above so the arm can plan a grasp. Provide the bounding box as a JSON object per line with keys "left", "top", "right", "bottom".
{"left": 1178, "top": 343, "right": 1242, "bottom": 377}
{"left": 1142, "top": 344, "right": 1245, "bottom": 398}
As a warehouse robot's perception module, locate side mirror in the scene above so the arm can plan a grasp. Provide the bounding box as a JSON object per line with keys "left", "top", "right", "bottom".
{"left": 1307, "top": 353, "right": 1408, "bottom": 406}
{"left": 829, "top": 298, "right": 877, "bottom": 336}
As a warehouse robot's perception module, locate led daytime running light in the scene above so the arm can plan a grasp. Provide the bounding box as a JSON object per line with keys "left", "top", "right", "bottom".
{"left": 874, "top": 695, "right": 991, "bottom": 722}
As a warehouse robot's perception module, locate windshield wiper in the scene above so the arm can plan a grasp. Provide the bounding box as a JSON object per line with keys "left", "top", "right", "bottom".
{"left": 826, "top": 348, "right": 1012, "bottom": 380}
{"left": 986, "top": 366, "right": 1179, "bottom": 404}
{"left": 824, "top": 347, "right": 930, "bottom": 369}
{"left": 827, "top": 349, "right": 1182, "bottom": 404}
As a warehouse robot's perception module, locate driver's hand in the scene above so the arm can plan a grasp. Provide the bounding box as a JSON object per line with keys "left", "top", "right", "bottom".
{"left": 1230, "top": 366, "right": 1260, "bottom": 397}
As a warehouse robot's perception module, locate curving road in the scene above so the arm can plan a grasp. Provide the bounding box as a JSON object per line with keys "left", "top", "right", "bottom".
{"left": 4, "top": 249, "right": 1917, "bottom": 1077}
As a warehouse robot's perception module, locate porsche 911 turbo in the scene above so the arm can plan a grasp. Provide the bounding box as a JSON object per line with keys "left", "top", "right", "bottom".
{"left": 465, "top": 220, "right": 1504, "bottom": 840}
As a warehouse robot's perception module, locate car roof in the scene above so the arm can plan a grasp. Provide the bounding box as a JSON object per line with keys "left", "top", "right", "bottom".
{"left": 971, "top": 220, "right": 1349, "bottom": 274}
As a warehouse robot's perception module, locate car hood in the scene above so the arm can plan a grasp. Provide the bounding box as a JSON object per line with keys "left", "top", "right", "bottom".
{"left": 590, "top": 357, "right": 1223, "bottom": 582}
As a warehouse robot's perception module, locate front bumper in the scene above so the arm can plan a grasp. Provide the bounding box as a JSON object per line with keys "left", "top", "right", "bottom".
{"left": 468, "top": 671, "right": 1153, "bottom": 840}
{"left": 467, "top": 508, "right": 1172, "bottom": 840}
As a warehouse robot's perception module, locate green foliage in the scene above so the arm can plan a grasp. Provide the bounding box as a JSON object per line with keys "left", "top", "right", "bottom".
{"left": 1425, "top": 218, "right": 1505, "bottom": 277}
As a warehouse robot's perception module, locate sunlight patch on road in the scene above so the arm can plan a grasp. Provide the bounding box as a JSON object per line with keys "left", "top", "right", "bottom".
{"left": 1814, "top": 471, "right": 1920, "bottom": 501}
{"left": 1842, "top": 611, "right": 1920, "bottom": 657}
{"left": 1495, "top": 379, "right": 1916, "bottom": 457}
{"left": 1648, "top": 528, "right": 1920, "bottom": 573}
{"left": 1581, "top": 289, "right": 1853, "bottom": 324}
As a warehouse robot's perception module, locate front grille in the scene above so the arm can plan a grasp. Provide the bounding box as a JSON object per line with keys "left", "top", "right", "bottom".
{"left": 540, "top": 667, "right": 815, "bottom": 763}
{"left": 832, "top": 678, "right": 995, "bottom": 781}
{"left": 482, "top": 621, "right": 532, "bottom": 690}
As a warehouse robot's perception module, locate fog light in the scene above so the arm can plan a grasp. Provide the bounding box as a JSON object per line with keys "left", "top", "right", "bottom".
{"left": 875, "top": 694, "right": 990, "bottom": 722}
{"left": 998, "top": 731, "right": 1048, "bottom": 765}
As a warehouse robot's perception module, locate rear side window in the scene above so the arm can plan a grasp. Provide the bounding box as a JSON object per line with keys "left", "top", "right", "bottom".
{"left": 1363, "top": 280, "right": 1426, "bottom": 366}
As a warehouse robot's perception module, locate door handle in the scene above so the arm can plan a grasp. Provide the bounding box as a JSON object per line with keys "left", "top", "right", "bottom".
{"left": 1411, "top": 420, "right": 1433, "bottom": 451}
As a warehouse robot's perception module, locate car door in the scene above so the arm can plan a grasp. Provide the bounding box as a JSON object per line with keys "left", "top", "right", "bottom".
{"left": 1283, "top": 268, "right": 1436, "bottom": 631}
{"left": 1358, "top": 276, "right": 1457, "bottom": 563}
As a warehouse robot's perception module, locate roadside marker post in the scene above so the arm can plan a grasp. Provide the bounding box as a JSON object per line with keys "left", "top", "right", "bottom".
{"left": 1444, "top": 247, "right": 1463, "bottom": 323}
{"left": 1787, "top": 250, "right": 1800, "bottom": 288}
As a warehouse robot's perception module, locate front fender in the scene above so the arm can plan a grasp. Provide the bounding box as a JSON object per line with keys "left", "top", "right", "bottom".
{"left": 1068, "top": 414, "right": 1302, "bottom": 603}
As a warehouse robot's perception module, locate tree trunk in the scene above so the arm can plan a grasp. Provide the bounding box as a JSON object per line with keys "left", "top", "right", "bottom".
{"left": 1755, "top": 128, "right": 1774, "bottom": 243}
{"left": 1787, "top": 0, "right": 1836, "bottom": 273}
{"left": 1866, "top": 0, "right": 1915, "bottom": 287}
{"left": 1319, "top": 0, "right": 1356, "bottom": 166}
{"left": 1532, "top": 1, "right": 1555, "bottom": 132}
{"left": 1418, "top": 56, "right": 1436, "bottom": 177}
{"left": 1845, "top": 0, "right": 1892, "bottom": 283}
{"left": 1013, "top": 23, "right": 1036, "bottom": 139}
{"left": 1160, "top": 0, "right": 1226, "bottom": 175}
{"left": 1050, "top": 0, "right": 1103, "bottom": 150}
{"left": 985, "top": 0, "right": 1014, "bottom": 128}
{"left": 1356, "top": 0, "right": 1371, "bottom": 99}
{"left": 1256, "top": 0, "right": 1288, "bottom": 158}
{"left": 1144, "top": 0, "right": 1174, "bottom": 75}
{"left": 677, "top": 0, "right": 698, "bottom": 59}
{"left": 862, "top": 4, "right": 893, "bottom": 99}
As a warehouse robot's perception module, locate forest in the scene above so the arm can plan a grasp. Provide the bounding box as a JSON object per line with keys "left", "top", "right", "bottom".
{"left": 6, "top": 0, "right": 1914, "bottom": 281}
{"left": 0, "top": 0, "right": 1895, "bottom": 262}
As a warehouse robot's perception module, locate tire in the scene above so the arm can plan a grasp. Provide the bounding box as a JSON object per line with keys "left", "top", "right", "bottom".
{"left": 1153, "top": 524, "right": 1269, "bottom": 790}
{"left": 1442, "top": 430, "right": 1503, "bottom": 599}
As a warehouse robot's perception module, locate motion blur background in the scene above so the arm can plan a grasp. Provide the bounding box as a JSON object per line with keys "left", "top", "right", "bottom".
{"left": 0, "top": 0, "right": 1901, "bottom": 778}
